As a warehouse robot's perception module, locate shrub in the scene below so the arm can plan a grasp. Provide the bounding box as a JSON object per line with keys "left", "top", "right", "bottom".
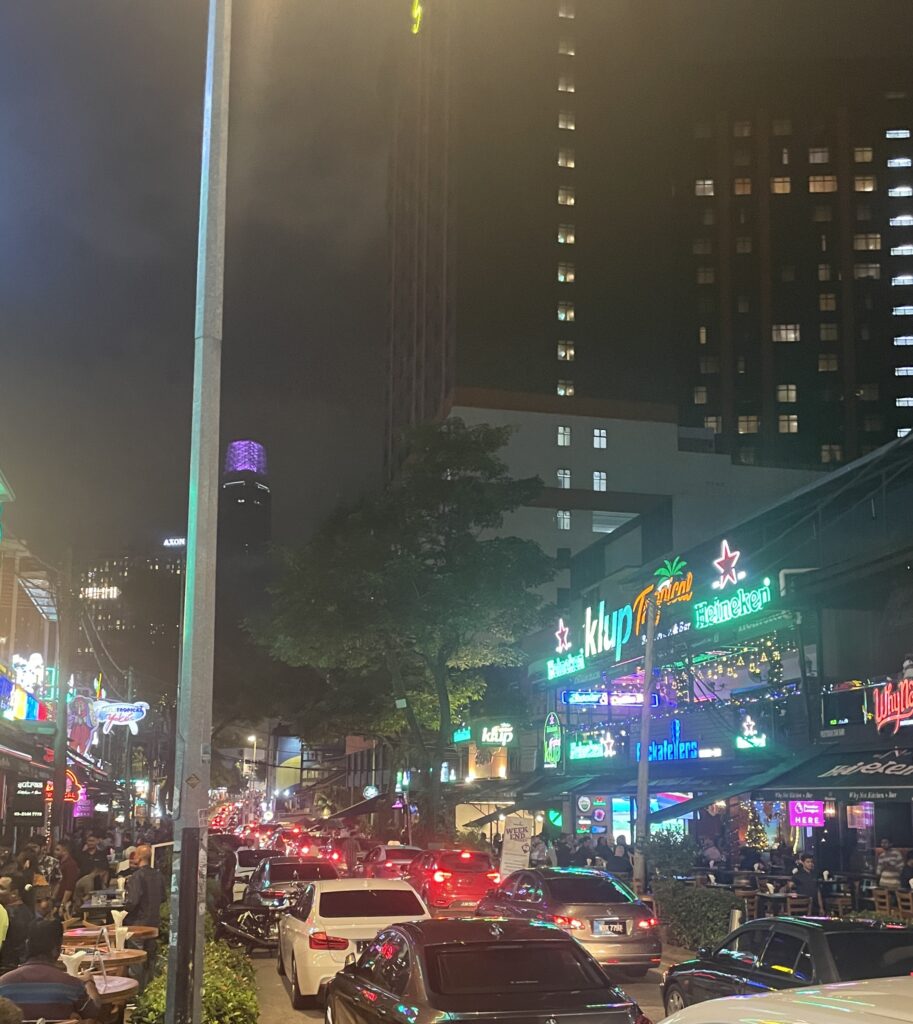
{"left": 652, "top": 878, "right": 742, "bottom": 950}
{"left": 844, "top": 910, "right": 913, "bottom": 929}
{"left": 131, "top": 939, "right": 258, "bottom": 1024}
{"left": 644, "top": 831, "right": 699, "bottom": 879}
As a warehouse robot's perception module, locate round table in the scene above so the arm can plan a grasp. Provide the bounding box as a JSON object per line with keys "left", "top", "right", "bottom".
{"left": 60, "top": 948, "right": 148, "bottom": 977}
{"left": 64, "top": 924, "right": 159, "bottom": 942}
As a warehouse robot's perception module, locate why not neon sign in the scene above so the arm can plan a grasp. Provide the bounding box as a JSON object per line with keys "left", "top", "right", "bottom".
{"left": 873, "top": 678, "right": 913, "bottom": 734}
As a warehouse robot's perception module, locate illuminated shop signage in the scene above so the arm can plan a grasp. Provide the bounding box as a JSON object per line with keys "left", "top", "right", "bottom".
{"left": 712, "top": 540, "right": 746, "bottom": 590}
{"left": 93, "top": 700, "right": 149, "bottom": 736}
{"left": 568, "top": 728, "right": 616, "bottom": 762}
{"left": 610, "top": 691, "right": 661, "bottom": 708}
{"left": 873, "top": 677, "right": 913, "bottom": 734}
{"left": 479, "top": 722, "right": 515, "bottom": 746}
{"left": 548, "top": 619, "right": 587, "bottom": 680}
{"left": 44, "top": 769, "right": 80, "bottom": 804}
{"left": 543, "top": 712, "right": 562, "bottom": 770}
{"left": 693, "top": 580, "right": 773, "bottom": 630}
{"left": 410, "top": 0, "right": 423, "bottom": 34}
{"left": 789, "top": 800, "right": 825, "bottom": 828}
{"left": 452, "top": 724, "right": 471, "bottom": 744}
{"left": 584, "top": 601, "right": 633, "bottom": 662}
{"left": 561, "top": 689, "right": 608, "bottom": 707}
{"left": 163, "top": 537, "right": 186, "bottom": 548}
{"left": 632, "top": 558, "right": 694, "bottom": 634}
{"left": 634, "top": 720, "right": 721, "bottom": 762}
{"left": 736, "top": 715, "right": 767, "bottom": 749}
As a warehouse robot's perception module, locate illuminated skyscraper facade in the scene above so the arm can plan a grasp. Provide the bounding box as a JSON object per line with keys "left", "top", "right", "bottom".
{"left": 219, "top": 440, "right": 271, "bottom": 557}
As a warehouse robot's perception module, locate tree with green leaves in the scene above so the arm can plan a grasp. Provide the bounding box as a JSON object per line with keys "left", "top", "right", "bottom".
{"left": 254, "top": 419, "right": 554, "bottom": 830}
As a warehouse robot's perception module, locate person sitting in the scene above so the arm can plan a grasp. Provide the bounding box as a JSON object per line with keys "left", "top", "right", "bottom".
{"left": 0, "top": 875, "right": 35, "bottom": 972}
{"left": 604, "top": 844, "right": 634, "bottom": 879}
{"left": 0, "top": 920, "right": 101, "bottom": 1021}
{"left": 701, "top": 836, "right": 723, "bottom": 865}
{"left": 73, "top": 863, "right": 110, "bottom": 908}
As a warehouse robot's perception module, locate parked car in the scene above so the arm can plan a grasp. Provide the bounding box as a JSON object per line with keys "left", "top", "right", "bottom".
{"left": 233, "top": 847, "right": 281, "bottom": 902}
{"left": 277, "top": 878, "right": 430, "bottom": 1008}
{"left": 325, "top": 917, "right": 652, "bottom": 1024}
{"left": 661, "top": 917, "right": 913, "bottom": 1015}
{"left": 476, "top": 867, "right": 661, "bottom": 976}
{"left": 406, "top": 849, "right": 500, "bottom": 913}
{"left": 663, "top": 976, "right": 913, "bottom": 1024}
{"left": 360, "top": 845, "right": 424, "bottom": 878}
{"left": 244, "top": 856, "right": 339, "bottom": 909}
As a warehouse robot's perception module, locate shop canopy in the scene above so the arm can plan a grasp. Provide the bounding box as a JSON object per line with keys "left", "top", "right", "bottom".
{"left": 648, "top": 749, "right": 822, "bottom": 824}
{"left": 325, "top": 792, "right": 388, "bottom": 821}
{"left": 752, "top": 748, "right": 913, "bottom": 802}
{"left": 463, "top": 774, "right": 603, "bottom": 829}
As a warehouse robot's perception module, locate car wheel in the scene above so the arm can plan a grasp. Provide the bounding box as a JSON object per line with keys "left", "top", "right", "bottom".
{"left": 290, "top": 954, "right": 312, "bottom": 1010}
{"left": 664, "top": 984, "right": 688, "bottom": 1015}
{"left": 623, "top": 966, "right": 649, "bottom": 979}
{"left": 277, "top": 941, "right": 285, "bottom": 976}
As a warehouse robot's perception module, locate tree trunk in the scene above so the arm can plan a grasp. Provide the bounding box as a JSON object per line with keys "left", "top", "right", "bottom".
{"left": 429, "top": 657, "right": 453, "bottom": 837}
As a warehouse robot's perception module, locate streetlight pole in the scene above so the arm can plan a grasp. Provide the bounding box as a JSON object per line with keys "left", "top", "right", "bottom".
{"left": 247, "top": 734, "right": 257, "bottom": 823}
{"left": 633, "top": 590, "right": 658, "bottom": 891}
{"left": 165, "top": 1, "right": 232, "bottom": 1022}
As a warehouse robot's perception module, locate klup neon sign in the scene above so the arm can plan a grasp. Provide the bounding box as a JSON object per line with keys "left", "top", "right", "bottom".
{"left": 93, "top": 700, "right": 149, "bottom": 736}
{"left": 694, "top": 579, "right": 773, "bottom": 629}
{"left": 479, "top": 722, "right": 514, "bottom": 745}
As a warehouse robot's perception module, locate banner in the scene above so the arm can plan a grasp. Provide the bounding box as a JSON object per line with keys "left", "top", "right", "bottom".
{"left": 499, "top": 814, "right": 535, "bottom": 875}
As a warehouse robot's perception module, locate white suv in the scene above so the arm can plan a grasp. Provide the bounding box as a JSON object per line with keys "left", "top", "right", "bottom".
{"left": 277, "top": 878, "right": 430, "bottom": 1008}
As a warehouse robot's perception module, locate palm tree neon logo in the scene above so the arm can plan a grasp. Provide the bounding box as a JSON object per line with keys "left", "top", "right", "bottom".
{"left": 631, "top": 557, "right": 694, "bottom": 635}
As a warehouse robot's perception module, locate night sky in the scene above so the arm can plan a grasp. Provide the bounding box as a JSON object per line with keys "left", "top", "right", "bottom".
{"left": 3, "top": 1, "right": 913, "bottom": 560}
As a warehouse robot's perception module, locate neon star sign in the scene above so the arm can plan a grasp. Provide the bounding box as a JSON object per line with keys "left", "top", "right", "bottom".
{"left": 736, "top": 714, "right": 768, "bottom": 749}
{"left": 712, "top": 539, "right": 746, "bottom": 590}
{"left": 555, "top": 619, "right": 571, "bottom": 654}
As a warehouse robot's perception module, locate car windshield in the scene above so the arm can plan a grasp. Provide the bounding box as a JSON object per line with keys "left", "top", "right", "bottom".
{"left": 318, "top": 889, "right": 424, "bottom": 918}
{"left": 545, "top": 874, "right": 635, "bottom": 904}
{"left": 438, "top": 852, "right": 493, "bottom": 872}
{"left": 427, "top": 942, "right": 606, "bottom": 995}
{"left": 269, "top": 863, "right": 337, "bottom": 882}
{"left": 827, "top": 931, "right": 913, "bottom": 979}
{"left": 238, "top": 850, "right": 276, "bottom": 868}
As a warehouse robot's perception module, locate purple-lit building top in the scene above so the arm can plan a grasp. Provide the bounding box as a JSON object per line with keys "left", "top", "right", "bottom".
{"left": 224, "top": 439, "right": 268, "bottom": 478}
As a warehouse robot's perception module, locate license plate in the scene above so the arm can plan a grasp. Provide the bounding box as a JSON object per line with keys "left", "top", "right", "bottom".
{"left": 593, "top": 919, "right": 626, "bottom": 936}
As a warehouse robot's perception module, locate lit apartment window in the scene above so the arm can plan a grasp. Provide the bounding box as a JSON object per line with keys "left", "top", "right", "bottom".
{"left": 692, "top": 238, "right": 712, "bottom": 254}
{"left": 558, "top": 147, "right": 576, "bottom": 168}
{"left": 558, "top": 110, "right": 575, "bottom": 130}
{"left": 854, "top": 233, "right": 882, "bottom": 251}
{"left": 778, "top": 414, "right": 799, "bottom": 434}
{"left": 696, "top": 266, "right": 715, "bottom": 284}
{"left": 894, "top": 274, "right": 913, "bottom": 286}
{"left": 895, "top": 306, "right": 913, "bottom": 316}
{"left": 886, "top": 129, "right": 911, "bottom": 139}
{"left": 772, "top": 118, "right": 792, "bottom": 136}
{"left": 899, "top": 428, "right": 912, "bottom": 437}
{"left": 813, "top": 204, "right": 833, "bottom": 221}
{"left": 855, "top": 175, "right": 877, "bottom": 192}
{"left": 892, "top": 244, "right": 913, "bottom": 256}
{"left": 558, "top": 223, "right": 575, "bottom": 244}
{"left": 698, "top": 326, "right": 708, "bottom": 344}
{"left": 854, "top": 146, "right": 874, "bottom": 163}
{"left": 695, "top": 178, "right": 715, "bottom": 197}
{"left": 781, "top": 265, "right": 796, "bottom": 282}
{"left": 818, "top": 263, "right": 832, "bottom": 281}
{"left": 777, "top": 383, "right": 798, "bottom": 403}
{"left": 772, "top": 323, "right": 800, "bottom": 342}
{"left": 593, "top": 428, "right": 607, "bottom": 449}
{"left": 558, "top": 75, "right": 575, "bottom": 94}
{"left": 898, "top": 397, "right": 913, "bottom": 407}
{"left": 556, "top": 510, "right": 571, "bottom": 530}
{"left": 557, "top": 341, "right": 575, "bottom": 360}
{"left": 819, "top": 292, "right": 837, "bottom": 311}
{"left": 738, "top": 415, "right": 759, "bottom": 434}
{"left": 820, "top": 233, "right": 829, "bottom": 253}
{"left": 771, "top": 177, "right": 791, "bottom": 194}
{"left": 558, "top": 37, "right": 576, "bottom": 56}
{"left": 818, "top": 353, "right": 839, "bottom": 371}
{"left": 557, "top": 301, "right": 575, "bottom": 321}
{"left": 897, "top": 366, "right": 913, "bottom": 376}
{"left": 699, "top": 355, "right": 719, "bottom": 374}
{"left": 821, "top": 444, "right": 843, "bottom": 464}
{"left": 736, "top": 236, "right": 753, "bottom": 254}
{"left": 733, "top": 120, "right": 752, "bottom": 138}
{"left": 856, "top": 263, "right": 882, "bottom": 279}
{"left": 809, "top": 147, "right": 830, "bottom": 164}
{"left": 701, "top": 208, "right": 716, "bottom": 225}
{"left": 557, "top": 379, "right": 575, "bottom": 397}
{"left": 704, "top": 415, "right": 722, "bottom": 432}
{"left": 891, "top": 215, "right": 913, "bottom": 226}
{"left": 733, "top": 177, "right": 752, "bottom": 196}
{"left": 558, "top": 186, "right": 575, "bottom": 206}
{"left": 558, "top": 0, "right": 575, "bottom": 17}
{"left": 557, "top": 262, "right": 576, "bottom": 283}
{"left": 864, "top": 415, "right": 885, "bottom": 432}
{"left": 557, "top": 425, "right": 571, "bottom": 446}
{"left": 557, "top": 468, "right": 571, "bottom": 489}
{"left": 895, "top": 336, "right": 913, "bottom": 346}
{"left": 693, "top": 386, "right": 708, "bottom": 405}
{"left": 809, "top": 175, "right": 838, "bottom": 193}
{"left": 890, "top": 186, "right": 913, "bottom": 197}
{"left": 888, "top": 157, "right": 912, "bottom": 168}
{"left": 593, "top": 471, "right": 607, "bottom": 492}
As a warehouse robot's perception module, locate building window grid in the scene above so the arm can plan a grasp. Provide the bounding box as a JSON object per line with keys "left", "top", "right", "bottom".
{"left": 809, "top": 175, "right": 838, "bottom": 193}
{"left": 557, "top": 261, "right": 575, "bottom": 283}
{"left": 558, "top": 224, "right": 575, "bottom": 244}
{"left": 733, "top": 177, "right": 752, "bottom": 196}
{"left": 558, "top": 75, "right": 575, "bottom": 93}
{"left": 854, "top": 146, "right": 874, "bottom": 163}
{"left": 693, "top": 386, "right": 708, "bottom": 405}
{"left": 558, "top": 148, "right": 576, "bottom": 168}
{"left": 558, "top": 110, "right": 575, "bottom": 130}
{"left": 773, "top": 323, "right": 800, "bottom": 343}
{"left": 558, "top": 37, "right": 575, "bottom": 56}
{"left": 557, "top": 468, "right": 571, "bottom": 489}
{"left": 557, "top": 425, "right": 571, "bottom": 447}
{"left": 593, "top": 428, "right": 607, "bottom": 449}
{"left": 557, "top": 341, "right": 575, "bottom": 361}
{"left": 888, "top": 157, "right": 912, "bottom": 168}
{"left": 819, "top": 292, "right": 837, "bottom": 312}
{"left": 854, "top": 233, "right": 882, "bottom": 251}
{"left": 890, "top": 215, "right": 913, "bottom": 227}
{"left": 809, "top": 147, "right": 830, "bottom": 164}
{"left": 778, "top": 414, "right": 799, "bottom": 434}
{"left": 558, "top": 186, "right": 575, "bottom": 206}
{"left": 890, "top": 187, "right": 913, "bottom": 198}
{"left": 695, "top": 178, "right": 715, "bottom": 197}
{"left": 738, "top": 415, "right": 760, "bottom": 434}
{"left": 856, "top": 263, "right": 881, "bottom": 279}
{"left": 557, "top": 379, "right": 575, "bottom": 397}
{"left": 593, "top": 471, "right": 607, "bottom": 492}
{"left": 777, "top": 383, "right": 798, "bottom": 403}
{"left": 818, "top": 353, "right": 839, "bottom": 372}
{"left": 855, "top": 175, "right": 877, "bottom": 192}
{"left": 821, "top": 444, "right": 844, "bottom": 464}
{"left": 771, "top": 176, "right": 791, "bottom": 194}
{"left": 556, "top": 510, "right": 571, "bottom": 531}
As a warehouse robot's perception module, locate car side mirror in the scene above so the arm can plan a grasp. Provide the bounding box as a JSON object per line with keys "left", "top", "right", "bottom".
{"left": 344, "top": 953, "right": 357, "bottom": 974}
{"left": 697, "top": 945, "right": 711, "bottom": 958}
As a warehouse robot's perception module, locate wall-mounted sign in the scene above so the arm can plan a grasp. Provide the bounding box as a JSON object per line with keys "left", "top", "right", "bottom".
{"left": 44, "top": 769, "right": 80, "bottom": 804}
{"left": 736, "top": 715, "right": 768, "bottom": 749}
{"left": 632, "top": 559, "right": 694, "bottom": 634}
{"left": 93, "top": 700, "right": 149, "bottom": 737}
{"left": 362, "top": 785, "right": 380, "bottom": 800}
{"left": 694, "top": 580, "right": 773, "bottom": 630}
{"left": 873, "top": 677, "right": 913, "bottom": 734}
{"left": 712, "top": 539, "right": 747, "bottom": 590}
{"left": 609, "top": 691, "right": 661, "bottom": 708}
{"left": 789, "top": 800, "right": 825, "bottom": 828}
{"left": 636, "top": 720, "right": 699, "bottom": 762}
{"left": 577, "top": 796, "right": 592, "bottom": 813}
{"left": 479, "top": 722, "right": 515, "bottom": 746}
{"left": 568, "top": 727, "right": 616, "bottom": 762}
{"left": 543, "top": 712, "right": 562, "bottom": 770}
{"left": 561, "top": 689, "right": 608, "bottom": 707}
{"left": 11, "top": 779, "right": 46, "bottom": 821}
{"left": 0, "top": 671, "right": 51, "bottom": 723}
{"left": 547, "top": 651, "right": 586, "bottom": 681}
{"left": 584, "top": 601, "right": 633, "bottom": 662}
{"left": 555, "top": 619, "right": 571, "bottom": 654}
{"left": 163, "top": 537, "right": 186, "bottom": 548}
{"left": 72, "top": 787, "right": 95, "bottom": 818}
{"left": 11, "top": 653, "right": 46, "bottom": 694}
{"left": 451, "top": 725, "right": 471, "bottom": 744}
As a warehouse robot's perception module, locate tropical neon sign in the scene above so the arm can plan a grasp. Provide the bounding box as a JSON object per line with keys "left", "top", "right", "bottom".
{"left": 410, "top": 0, "right": 423, "bottom": 34}
{"left": 93, "top": 700, "right": 149, "bottom": 736}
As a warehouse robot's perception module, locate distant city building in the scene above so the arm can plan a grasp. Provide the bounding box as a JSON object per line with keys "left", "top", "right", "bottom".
{"left": 219, "top": 440, "right": 271, "bottom": 557}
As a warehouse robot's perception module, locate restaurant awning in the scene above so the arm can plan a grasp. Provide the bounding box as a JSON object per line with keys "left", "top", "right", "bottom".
{"left": 325, "top": 793, "right": 387, "bottom": 821}
{"left": 648, "top": 749, "right": 822, "bottom": 824}
{"left": 752, "top": 747, "right": 913, "bottom": 802}
{"left": 463, "top": 775, "right": 603, "bottom": 828}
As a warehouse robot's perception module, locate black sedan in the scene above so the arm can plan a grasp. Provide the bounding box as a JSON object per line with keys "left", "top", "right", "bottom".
{"left": 662, "top": 917, "right": 913, "bottom": 1015}
{"left": 243, "top": 856, "right": 338, "bottom": 909}
{"left": 325, "top": 918, "right": 652, "bottom": 1024}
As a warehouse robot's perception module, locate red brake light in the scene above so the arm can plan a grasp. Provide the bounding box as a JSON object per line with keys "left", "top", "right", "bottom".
{"left": 459, "top": 850, "right": 472, "bottom": 860}
{"left": 385, "top": 861, "right": 395, "bottom": 868}
{"left": 300, "top": 845, "right": 310, "bottom": 855}
{"left": 486, "top": 871, "right": 501, "bottom": 884}
{"left": 637, "top": 917, "right": 658, "bottom": 930}
{"left": 293, "top": 827, "right": 301, "bottom": 833}
{"left": 550, "top": 914, "right": 584, "bottom": 930}
{"left": 432, "top": 870, "right": 452, "bottom": 884}
{"left": 309, "top": 931, "right": 349, "bottom": 951}
{"left": 330, "top": 852, "right": 340, "bottom": 861}
{"left": 261, "top": 889, "right": 286, "bottom": 900}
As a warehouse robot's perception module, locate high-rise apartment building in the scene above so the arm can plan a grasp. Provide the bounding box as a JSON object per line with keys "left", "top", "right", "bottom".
{"left": 219, "top": 440, "right": 271, "bottom": 558}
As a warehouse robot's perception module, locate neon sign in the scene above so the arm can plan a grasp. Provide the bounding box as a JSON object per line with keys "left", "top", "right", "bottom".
{"left": 555, "top": 619, "right": 571, "bottom": 654}
{"left": 93, "top": 700, "right": 149, "bottom": 736}
{"left": 584, "top": 601, "right": 633, "bottom": 661}
{"left": 635, "top": 720, "right": 698, "bottom": 762}
{"left": 736, "top": 715, "right": 767, "bottom": 749}
{"left": 44, "top": 769, "right": 80, "bottom": 804}
{"left": 451, "top": 724, "right": 471, "bottom": 744}
{"left": 712, "top": 539, "right": 746, "bottom": 590}
{"left": 789, "top": 800, "right": 825, "bottom": 828}
{"left": 632, "top": 561, "right": 694, "bottom": 634}
{"left": 479, "top": 723, "right": 515, "bottom": 745}
{"left": 568, "top": 728, "right": 616, "bottom": 761}
{"left": 163, "top": 537, "right": 186, "bottom": 548}
{"left": 561, "top": 689, "right": 608, "bottom": 707}
{"left": 693, "top": 580, "right": 773, "bottom": 630}
{"left": 543, "top": 712, "right": 562, "bottom": 770}
{"left": 547, "top": 651, "right": 586, "bottom": 680}
{"left": 410, "top": 0, "right": 423, "bottom": 34}
{"left": 873, "top": 678, "right": 913, "bottom": 734}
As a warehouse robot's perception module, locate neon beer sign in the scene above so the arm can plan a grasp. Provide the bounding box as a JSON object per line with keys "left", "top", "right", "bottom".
{"left": 873, "top": 678, "right": 913, "bottom": 734}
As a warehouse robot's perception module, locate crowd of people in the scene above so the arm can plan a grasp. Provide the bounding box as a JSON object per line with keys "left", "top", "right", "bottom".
{"left": 522, "top": 833, "right": 636, "bottom": 878}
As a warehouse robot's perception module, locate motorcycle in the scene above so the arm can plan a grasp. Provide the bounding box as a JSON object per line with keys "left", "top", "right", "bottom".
{"left": 214, "top": 902, "right": 284, "bottom": 952}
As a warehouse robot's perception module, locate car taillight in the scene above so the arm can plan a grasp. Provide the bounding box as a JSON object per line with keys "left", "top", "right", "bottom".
{"left": 309, "top": 932, "right": 349, "bottom": 951}
{"left": 459, "top": 850, "right": 472, "bottom": 860}
{"left": 385, "top": 861, "right": 395, "bottom": 868}
{"left": 330, "top": 852, "right": 340, "bottom": 861}
{"left": 300, "top": 845, "right": 310, "bottom": 855}
{"left": 636, "top": 917, "right": 658, "bottom": 930}
{"left": 486, "top": 871, "right": 501, "bottom": 884}
{"left": 550, "top": 914, "right": 584, "bottom": 930}
{"left": 432, "top": 870, "right": 452, "bottom": 884}
{"left": 261, "top": 889, "right": 286, "bottom": 900}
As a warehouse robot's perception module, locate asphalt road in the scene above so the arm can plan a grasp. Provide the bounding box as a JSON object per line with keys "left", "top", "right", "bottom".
{"left": 252, "top": 951, "right": 673, "bottom": 1023}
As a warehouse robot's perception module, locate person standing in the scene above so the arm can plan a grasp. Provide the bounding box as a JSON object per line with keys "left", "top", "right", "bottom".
{"left": 53, "top": 841, "right": 80, "bottom": 918}
{"left": 877, "top": 838, "right": 905, "bottom": 891}
{"left": 124, "top": 845, "right": 165, "bottom": 988}
{"left": 571, "top": 837, "right": 595, "bottom": 867}
{"left": 789, "top": 854, "right": 824, "bottom": 914}
{"left": 554, "top": 835, "right": 572, "bottom": 868}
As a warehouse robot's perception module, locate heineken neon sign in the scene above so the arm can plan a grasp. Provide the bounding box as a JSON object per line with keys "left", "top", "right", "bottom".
{"left": 543, "top": 712, "right": 562, "bottom": 770}
{"left": 568, "top": 728, "right": 617, "bottom": 762}
{"left": 694, "top": 579, "right": 773, "bottom": 630}
{"left": 548, "top": 618, "right": 586, "bottom": 679}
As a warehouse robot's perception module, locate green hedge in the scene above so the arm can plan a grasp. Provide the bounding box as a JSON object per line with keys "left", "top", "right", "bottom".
{"left": 652, "top": 879, "right": 743, "bottom": 951}
{"left": 131, "top": 940, "right": 258, "bottom": 1024}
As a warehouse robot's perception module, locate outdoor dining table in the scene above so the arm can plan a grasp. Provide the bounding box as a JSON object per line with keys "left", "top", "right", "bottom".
{"left": 64, "top": 924, "right": 159, "bottom": 943}
{"left": 93, "top": 974, "right": 139, "bottom": 1024}
{"left": 59, "top": 947, "right": 147, "bottom": 977}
